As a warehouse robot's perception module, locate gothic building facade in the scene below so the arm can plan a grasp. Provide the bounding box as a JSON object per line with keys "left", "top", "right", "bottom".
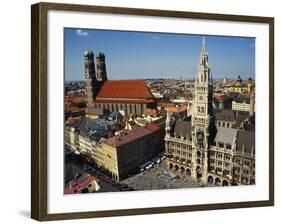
{"left": 84, "top": 50, "right": 156, "bottom": 118}
{"left": 165, "top": 37, "right": 255, "bottom": 186}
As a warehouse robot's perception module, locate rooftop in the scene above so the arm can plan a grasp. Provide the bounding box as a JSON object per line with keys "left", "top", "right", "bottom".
{"left": 173, "top": 120, "right": 192, "bottom": 139}
{"left": 103, "top": 124, "right": 159, "bottom": 148}
{"left": 95, "top": 80, "right": 155, "bottom": 101}
{"left": 236, "top": 130, "right": 255, "bottom": 153}
{"left": 69, "top": 117, "right": 114, "bottom": 141}
{"left": 166, "top": 106, "right": 187, "bottom": 113}
{"left": 215, "top": 127, "right": 238, "bottom": 145}
{"left": 233, "top": 95, "right": 250, "bottom": 104}
{"left": 66, "top": 97, "right": 86, "bottom": 104}
{"left": 216, "top": 109, "right": 236, "bottom": 122}
{"left": 64, "top": 174, "right": 98, "bottom": 194}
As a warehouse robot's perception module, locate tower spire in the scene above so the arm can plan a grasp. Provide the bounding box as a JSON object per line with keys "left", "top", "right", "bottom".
{"left": 202, "top": 36, "right": 206, "bottom": 53}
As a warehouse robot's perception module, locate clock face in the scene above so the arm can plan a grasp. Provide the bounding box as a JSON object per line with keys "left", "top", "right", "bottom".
{"left": 85, "top": 72, "right": 90, "bottom": 78}
{"left": 199, "top": 96, "right": 203, "bottom": 100}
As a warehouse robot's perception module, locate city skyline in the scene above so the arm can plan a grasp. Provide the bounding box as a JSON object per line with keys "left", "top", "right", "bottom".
{"left": 64, "top": 28, "right": 255, "bottom": 81}
{"left": 64, "top": 33, "right": 256, "bottom": 191}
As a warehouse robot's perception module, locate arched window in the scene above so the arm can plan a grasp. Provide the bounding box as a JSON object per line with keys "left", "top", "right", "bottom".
{"left": 201, "top": 107, "right": 204, "bottom": 113}
{"left": 208, "top": 175, "right": 214, "bottom": 184}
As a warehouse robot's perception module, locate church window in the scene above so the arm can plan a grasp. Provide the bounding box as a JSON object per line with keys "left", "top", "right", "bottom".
{"left": 201, "top": 107, "right": 204, "bottom": 113}
{"left": 197, "top": 106, "right": 201, "bottom": 113}
{"left": 222, "top": 123, "right": 225, "bottom": 127}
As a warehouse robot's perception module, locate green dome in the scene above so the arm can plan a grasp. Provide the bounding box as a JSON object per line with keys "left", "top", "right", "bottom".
{"left": 84, "top": 49, "right": 93, "bottom": 57}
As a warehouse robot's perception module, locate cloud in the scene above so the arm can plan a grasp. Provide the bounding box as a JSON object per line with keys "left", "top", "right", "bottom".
{"left": 152, "top": 35, "right": 163, "bottom": 40}
{"left": 249, "top": 43, "right": 255, "bottom": 48}
{"left": 76, "top": 29, "right": 88, "bottom": 36}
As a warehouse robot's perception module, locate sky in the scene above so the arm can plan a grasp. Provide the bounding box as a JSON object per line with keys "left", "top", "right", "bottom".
{"left": 64, "top": 28, "right": 255, "bottom": 81}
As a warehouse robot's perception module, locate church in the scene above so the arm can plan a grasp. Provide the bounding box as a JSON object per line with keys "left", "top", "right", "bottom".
{"left": 165, "top": 37, "right": 255, "bottom": 186}
{"left": 83, "top": 50, "right": 156, "bottom": 118}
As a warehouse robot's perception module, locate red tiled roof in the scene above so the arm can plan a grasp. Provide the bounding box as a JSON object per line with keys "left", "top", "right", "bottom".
{"left": 94, "top": 99, "right": 155, "bottom": 104}
{"left": 145, "top": 123, "right": 159, "bottom": 133}
{"left": 166, "top": 106, "right": 187, "bottom": 113}
{"left": 64, "top": 175, "right": 97, "bottom": 194}
{"left": 67, "top": 97, "right": 86, "bottom": 103}
{"left": 103, "top": 126, "right": 151, "bottom": 148}
{"left": 96, "top": 80, "right": 155, "bottom": 100}
{"left": 214, "top": 95, "right": 230, "bottom": 101}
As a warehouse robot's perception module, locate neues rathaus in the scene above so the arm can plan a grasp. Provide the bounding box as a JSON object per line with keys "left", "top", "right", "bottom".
{"left": 165, "top": 37, "right": 255, "bottom": 186}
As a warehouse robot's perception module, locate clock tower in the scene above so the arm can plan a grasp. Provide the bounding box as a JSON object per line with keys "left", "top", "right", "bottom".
{"left": 191, "top": 37, "right": 216, "bottom": 184}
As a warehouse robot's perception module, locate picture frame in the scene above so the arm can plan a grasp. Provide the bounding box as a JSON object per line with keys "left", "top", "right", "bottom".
{"left": 31, "top": 2, "right": 274, "bottom": 221}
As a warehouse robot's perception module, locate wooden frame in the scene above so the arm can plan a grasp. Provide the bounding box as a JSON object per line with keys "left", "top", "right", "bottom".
{"left": 31, "top": 2, "right": 274, "bottom": 221}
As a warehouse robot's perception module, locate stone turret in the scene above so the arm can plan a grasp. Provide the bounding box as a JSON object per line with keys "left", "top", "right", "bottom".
{"left": 249, "top": 87, "right": 255, "bottom": 117}
{"left": 165, "top": 111, "right": 172, "bottom": 138}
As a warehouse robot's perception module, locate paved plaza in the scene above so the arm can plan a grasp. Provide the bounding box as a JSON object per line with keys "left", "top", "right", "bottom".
{"left": 120, "top": 160, "right": 215, "bottom": 191}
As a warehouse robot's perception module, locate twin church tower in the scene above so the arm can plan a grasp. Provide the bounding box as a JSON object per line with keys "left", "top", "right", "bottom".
{"left": 84, "top": 50, "right": 107, "bottom": 106}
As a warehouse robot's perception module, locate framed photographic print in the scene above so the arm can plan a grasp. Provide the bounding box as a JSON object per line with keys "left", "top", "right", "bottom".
{"left": 31, "top": 2, "right": 274, "bottom": 221}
